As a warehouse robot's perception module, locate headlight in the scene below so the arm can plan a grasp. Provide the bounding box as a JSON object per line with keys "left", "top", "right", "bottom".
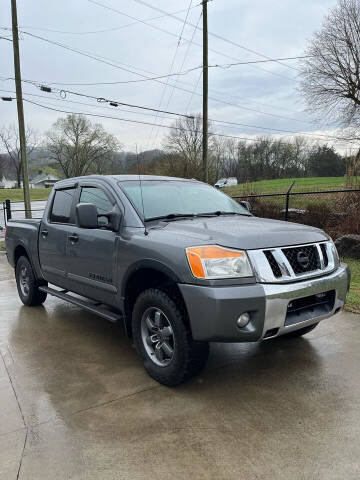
{"left": 329, "top": 239, "right": 340, "bottom": 266}
{"left": 186, "top": 245, "right": 253, "bottom": 279}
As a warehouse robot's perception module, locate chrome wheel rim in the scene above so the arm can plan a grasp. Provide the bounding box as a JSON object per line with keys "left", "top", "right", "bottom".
{"left": 141, "top": 307, "right": 175, "bottom": 367}
{"left": 19, "top": 265, "right": 30, "bottom": 297}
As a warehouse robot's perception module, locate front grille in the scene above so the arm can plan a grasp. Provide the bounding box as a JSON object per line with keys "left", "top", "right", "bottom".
{"left": 282, "top": 245, "right": 320, "bottom": 274}
{"left": 320, "top": 243, "right": 329, "bottom": 267}
{"left": 264, "top": 251, "right": 282, "bottom": 278}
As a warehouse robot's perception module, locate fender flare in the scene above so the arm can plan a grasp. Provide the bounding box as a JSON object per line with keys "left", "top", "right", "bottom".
{"left": 120, "top": 259, "right": 182, "bottom": 299}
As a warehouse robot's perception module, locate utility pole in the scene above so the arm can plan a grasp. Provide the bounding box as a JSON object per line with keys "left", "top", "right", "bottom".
{"left": 11, "top": 0, "right": 31, "bottom": 218}
{"left": 202, "top": 0, "right": 208, "bottom": 183}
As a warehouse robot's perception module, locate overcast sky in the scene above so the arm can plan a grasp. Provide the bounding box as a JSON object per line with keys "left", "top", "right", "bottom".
{"left": 1, "top": 0, "right": 346, "bottom": 153}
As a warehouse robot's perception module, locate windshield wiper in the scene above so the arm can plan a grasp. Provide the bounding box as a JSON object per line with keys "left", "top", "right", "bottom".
{"left": 145, "top": 211, "right": 251, "bottom": 222}
{"left": 145, "top": 213, "right": 197, "bottom": 222}
{"left": 197, "top": 211, "right": 251, "bottom": 217}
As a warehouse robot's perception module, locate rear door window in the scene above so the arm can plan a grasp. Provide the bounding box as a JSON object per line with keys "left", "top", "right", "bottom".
{"left": 50, "top": 188, "right": 76, "bottom": 224}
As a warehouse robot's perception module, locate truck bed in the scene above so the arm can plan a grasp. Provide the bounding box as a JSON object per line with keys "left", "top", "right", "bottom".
{"left": 5, "top": 218, "right": 41, "bottom": 270}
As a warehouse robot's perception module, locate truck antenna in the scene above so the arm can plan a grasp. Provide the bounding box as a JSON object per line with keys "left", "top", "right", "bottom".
{"left": 136, "top": 145, "right": 148, "bottom": 236}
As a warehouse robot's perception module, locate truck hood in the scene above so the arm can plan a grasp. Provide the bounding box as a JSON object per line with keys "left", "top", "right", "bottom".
{"left": 161, "top": 216, "right": 329, "bottom": 250}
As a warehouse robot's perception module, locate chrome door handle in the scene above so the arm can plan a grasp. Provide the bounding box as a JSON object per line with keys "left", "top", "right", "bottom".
{"left": 41, "top": 230, "right": 48, "bottom": 238}
{"left": 69, "top": 234, "right": 79, "bottom": 243}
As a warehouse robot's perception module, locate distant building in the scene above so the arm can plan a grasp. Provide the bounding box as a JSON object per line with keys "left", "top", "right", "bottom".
{"left": 0, "top": 176, "right": 19, "bottom": 189}
{"left": 29, "top": 173, "right": 59, "bottom": 189}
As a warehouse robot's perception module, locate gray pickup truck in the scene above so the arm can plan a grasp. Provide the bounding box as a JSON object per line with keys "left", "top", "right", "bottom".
{"left": 5, "top": 175, "right": 350, "bottom": 385}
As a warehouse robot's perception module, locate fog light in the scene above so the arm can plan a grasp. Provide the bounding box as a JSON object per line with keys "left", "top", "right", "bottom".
{"left": 237, "top": 312, "right": 250, "bottom": 328}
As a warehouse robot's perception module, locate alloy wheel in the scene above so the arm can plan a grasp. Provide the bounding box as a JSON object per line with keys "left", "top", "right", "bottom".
{"left": 140, "top": 307, "right": 175, "bottom": 367}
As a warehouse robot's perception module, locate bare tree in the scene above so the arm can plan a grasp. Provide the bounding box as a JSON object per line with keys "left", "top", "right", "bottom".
{"left": 163, "top": 114, "right": 216, "bottom": 180}
{"left": 300, "top": 0, "right": 360, "bottom": 126}
{"left": 45, "top": 114, "right": 122, "bottom": 178}
{"left": 0, "top": 125, "right": 38, "bottom": 187}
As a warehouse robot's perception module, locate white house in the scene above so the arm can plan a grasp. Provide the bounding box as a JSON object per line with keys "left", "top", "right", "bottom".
{"left": 0, "top": 176, "right": 19, "bottom": 189}
{"left": 29, "top": 173, "right": 59, "bottom": 189}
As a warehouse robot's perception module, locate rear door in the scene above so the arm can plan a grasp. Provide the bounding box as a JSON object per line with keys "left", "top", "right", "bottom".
{"left": 65, "top": 184, "right": 119, "bottom": 305}
{"left": 38, "top": 186, "right": 78, "bottom": 289}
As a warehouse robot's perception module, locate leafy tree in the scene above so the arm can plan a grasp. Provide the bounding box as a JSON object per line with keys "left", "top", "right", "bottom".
{"left": 307, "top": 145, "right": 346, "bottom": 177}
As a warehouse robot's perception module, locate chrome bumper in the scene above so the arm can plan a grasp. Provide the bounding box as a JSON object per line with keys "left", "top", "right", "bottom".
{"left": 261, "top": 263, "right": 350, "bottom": 339}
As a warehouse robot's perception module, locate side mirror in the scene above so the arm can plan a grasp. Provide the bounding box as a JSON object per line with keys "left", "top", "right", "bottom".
{"left": 76, "top": 203, "right": 98, "bottom": 229}
{"left": 240, "top": 200, "right": 252, "bottom": 213}
{"left": 106, "top": 207, "right": 122, "bottom": 231}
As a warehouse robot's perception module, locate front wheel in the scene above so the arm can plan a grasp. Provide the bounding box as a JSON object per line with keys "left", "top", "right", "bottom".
{"left": 15, "top": 256, "right": 47, "bottom": 306}
{"left": 132, "top": 288, "right": 209, "bottom": 386}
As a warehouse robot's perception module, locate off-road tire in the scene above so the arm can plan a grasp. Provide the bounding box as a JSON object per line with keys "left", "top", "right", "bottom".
{"left": 15, "top": 256, "right": 47, "bottom": 306}
{"left": 132, "top": 288, "right": 209, "bottom": 386}
{"left": 282, "top": 322, "right": 318, "bottom": 339}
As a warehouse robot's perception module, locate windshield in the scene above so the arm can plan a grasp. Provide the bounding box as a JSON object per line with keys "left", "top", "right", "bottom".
{"left": 119, "top": 180, "right": 249, "bottom": 220}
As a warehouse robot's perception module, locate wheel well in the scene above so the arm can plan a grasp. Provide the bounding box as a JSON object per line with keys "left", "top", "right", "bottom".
{"left": 14, "top": 245, "right": 29, "bottom": 266}
{"left": 123, "top": 268, "right": 189, "bottom": 337}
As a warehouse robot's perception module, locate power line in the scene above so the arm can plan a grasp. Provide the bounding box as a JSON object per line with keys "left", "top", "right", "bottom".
{"left": 0, "top": 88, "right": 179, "bottom": 121}
{"left": 13, "top": 97, "right": 354, "bottom": 147}
{"left": 2, "top": 27, "right": 315, "bottom": 124}
{"left": 0, "top": 53, "right": 310, "bottom": 87}
{"left": 19, "top": 77, "right": 194, "bottom": 119}
{"left": 130, "top": 0, "right": 301, "bottom": 73}
{"left": 1, "top": 87, "right": 348, "bottom": 143}
{"left": 2, "top": 73, "right": 337, "bottom": 137}
{"left": 0, "top": 6, "right": 197, "bottom": 35}
{"left": 145, "top": 0, "right": 194, "bottom": 149}
{"left": 85, "top": 0, "right": 295, "bottom": 82}
{"left": 2, "top": 95, "right": 355, "bottom": 147}
{"left": 151, "top": 9, "right": 202, "bottom": 148}
{"left": 185, "top": 70, "right": 202, "bottom": 113}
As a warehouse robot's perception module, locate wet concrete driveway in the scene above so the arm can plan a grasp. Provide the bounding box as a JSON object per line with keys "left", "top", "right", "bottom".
{"left": 1, "top": 255, "right": 360, "bottom": 479}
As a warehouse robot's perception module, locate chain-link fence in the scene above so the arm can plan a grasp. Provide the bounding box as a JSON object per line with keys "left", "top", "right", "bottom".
{"left": 232, "top": 188, "right": 360, "bottom": 238}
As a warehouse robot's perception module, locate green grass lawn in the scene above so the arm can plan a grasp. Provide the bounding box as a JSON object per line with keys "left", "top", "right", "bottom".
{"left": 0, "top": 188, "right": 51, "bottom": 203}
{"left": 226, "top": 177, "right": 352, "bottom": 196}
{"left": 343, "top": 258, "right": 360, "bottom": 314}
{"left": 0, "top": 240, "right": 5, "bottom": 251}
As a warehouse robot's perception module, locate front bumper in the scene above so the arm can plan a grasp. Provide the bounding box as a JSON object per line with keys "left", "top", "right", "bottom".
{"left": 179, "top": 263, "right": 350, "bottom": 342}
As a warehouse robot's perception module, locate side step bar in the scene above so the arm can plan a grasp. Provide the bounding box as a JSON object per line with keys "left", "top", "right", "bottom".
{"left": 39, "top": 286, "right": 122, "bottom": 323}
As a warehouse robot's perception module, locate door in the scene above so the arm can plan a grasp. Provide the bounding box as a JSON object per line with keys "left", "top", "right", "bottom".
{"left": 39, "top": 186, "right": 78, "bottom": 289}
{"left": 65, "top": 185, "right": 119, "bottom": 305}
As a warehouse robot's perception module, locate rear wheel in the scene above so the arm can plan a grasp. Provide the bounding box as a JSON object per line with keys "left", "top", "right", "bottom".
{"left": 281, "top": 322, "right": 318, "bottom": 338}
{"left": 15, "top": 256, "right": 47, "bottom": 306}
{"left": 132, "top": 288, "right": 209, "bottom": 386}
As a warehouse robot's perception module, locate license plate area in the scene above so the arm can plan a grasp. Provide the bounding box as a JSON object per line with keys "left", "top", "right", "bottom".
{"left": 285, "top": 290, "right": 336, "bottom": 327}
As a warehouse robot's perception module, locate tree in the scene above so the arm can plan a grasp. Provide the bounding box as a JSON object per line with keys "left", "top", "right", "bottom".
{"left": 307, "top": 145, "right": 346, "bottom": 177}
{"left": 45, "top": 115, "right": 122, "bottom": 178}
{"left": 0, "top": 125, "right": 38, "bottom": 187}
{"left": 163, "top": 115, "right": 216, "bottom": 181}
{"left": 300, "top": 0, "right": 360, "bottom": 127}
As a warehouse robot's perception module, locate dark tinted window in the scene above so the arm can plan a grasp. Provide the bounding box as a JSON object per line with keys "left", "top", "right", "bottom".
{"left": 50, "top": 188, "right": 75, "bottom": 223}
{"left": 80, "top": 187, "right": 113, "bottom": 214}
